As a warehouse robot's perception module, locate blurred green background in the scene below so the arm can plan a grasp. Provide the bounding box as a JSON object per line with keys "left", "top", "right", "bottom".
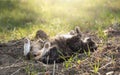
{"left": 0, "top": 0, "right": 120, "bottom": 42}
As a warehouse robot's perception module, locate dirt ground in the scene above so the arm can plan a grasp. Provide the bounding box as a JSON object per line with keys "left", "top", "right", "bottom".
{"left": 0, "top": 26, "right": 120, "bottom": 75}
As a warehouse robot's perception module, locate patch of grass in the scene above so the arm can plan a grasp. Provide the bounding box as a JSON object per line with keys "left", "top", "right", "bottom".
{"left": 63, "top": 55, "right": 74, "bottom": 69}
{"left": 84, "top": 46, "right": 91, "bottom": 57}
{"left": 90, "top": 60, "right": 100, "bottom": 74}
{"left": 97, "top": 26, "right": 108, "bottom": 41}
{"left": 0, "top": 0, "right": 120, "bottom": 43}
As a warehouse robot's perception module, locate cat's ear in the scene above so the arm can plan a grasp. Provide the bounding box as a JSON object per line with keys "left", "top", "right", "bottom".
{"left": 69, "top": 30, "right": 75, "bottom": 35}
{"left": 75, "top": 26, "right": 82, "bottom": 37}
{"left": 35, "top": 30, "right": 48, "bottom": 40}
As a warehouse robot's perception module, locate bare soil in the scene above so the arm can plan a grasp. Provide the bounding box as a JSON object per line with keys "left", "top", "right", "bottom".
{"left": 0, "top": 27, "right": 120, "bottom": 75}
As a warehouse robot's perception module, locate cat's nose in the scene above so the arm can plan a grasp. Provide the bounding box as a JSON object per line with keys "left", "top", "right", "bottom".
{"left": 33, "top": 54, "right": 37, "bottom": 57}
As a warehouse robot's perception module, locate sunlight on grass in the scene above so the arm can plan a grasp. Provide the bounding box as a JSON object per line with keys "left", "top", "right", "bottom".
{"left": 0, "top": 0, "right": 120, "bottom": 42}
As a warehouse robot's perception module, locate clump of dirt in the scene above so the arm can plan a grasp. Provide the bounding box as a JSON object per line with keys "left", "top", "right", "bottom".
{"left": 0, "top": 25, "right": 120, "bottom": 75}
{"left": 104, "top": 23, "right": 120, "bottom": 37}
